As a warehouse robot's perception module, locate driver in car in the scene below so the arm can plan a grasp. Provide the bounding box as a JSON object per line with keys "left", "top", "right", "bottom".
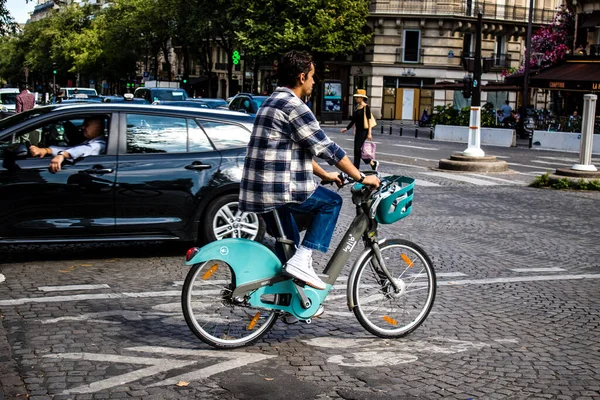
{"left": 28, "top": 116, "right": 107, "bottom": 173}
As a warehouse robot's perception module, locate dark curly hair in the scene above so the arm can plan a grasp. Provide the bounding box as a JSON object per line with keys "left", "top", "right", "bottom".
{"left": 278, "top": 50, "right": 313, "bottom": 88}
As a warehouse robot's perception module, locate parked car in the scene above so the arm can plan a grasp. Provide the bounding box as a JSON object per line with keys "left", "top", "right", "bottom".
{"left": 193, "top": 98, "right": 228, "bottom": 109}
{"left": 0, "top": 88, "right": 20, "bottom": 119}
{"left": 228, "top": 93, "right": 269, "bottom": 116}
{"left": 101, "top": 95, "right": 147, "bottom": 104}
{"left": 0, "top": 103, "right": 264, "bottom": 245}
{"left": 62, "top": 87, "right": 99, "bottom": 98}
{"left": 153, "top": 100, "right": 210, "bottom": 109}
{"left": 133, "top": 87, "right": 189, "bottom": 103}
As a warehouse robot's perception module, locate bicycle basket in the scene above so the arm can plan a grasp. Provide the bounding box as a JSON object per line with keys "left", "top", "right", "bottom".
{"left": 374, "top": 176, "right": 414, "bottom": 224}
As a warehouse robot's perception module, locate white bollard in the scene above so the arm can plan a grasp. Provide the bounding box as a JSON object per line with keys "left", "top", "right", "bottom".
{"left": 572, "top": 94, "right": 597, "bottom": 172}
{"left": 463, "top": 106, "right": 485, "bottom": 157}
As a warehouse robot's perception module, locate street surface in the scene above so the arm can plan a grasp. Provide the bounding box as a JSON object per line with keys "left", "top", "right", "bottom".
{"left": 1, "top": 131, "right": 599, "bottom": 399}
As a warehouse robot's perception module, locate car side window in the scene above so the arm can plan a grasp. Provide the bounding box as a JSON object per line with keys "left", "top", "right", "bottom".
{"left": 197, "top": 120, "right": 251, "bottom": 150}
{"left": 126, "top": 114, "right": 188, "bottom": 154}
{"left": 188, "top": 119, "right": 215, "bottom": 152}
{"left": 241, "top": 99, "right": 251, "bottom": 113}
{"left": 229, "top": 97, "right": 241, "bottom": 110}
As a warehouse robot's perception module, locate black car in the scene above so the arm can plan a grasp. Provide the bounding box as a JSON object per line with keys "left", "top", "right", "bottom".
{"left": 0, "top": 104, "right": 264, "bottom": 245}
{"left": 133, "top": 87, "right": 189, "bottom": 103}
{"left": 228, "top": 93, "right": 269, "bottom": 116}
{"left": 194, "top": 98, "right": 228, "bottom": 109}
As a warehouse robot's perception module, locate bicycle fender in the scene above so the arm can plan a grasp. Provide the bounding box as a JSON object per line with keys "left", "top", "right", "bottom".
{"left": 185, "top": 238, "right": 283, "bottom": 282}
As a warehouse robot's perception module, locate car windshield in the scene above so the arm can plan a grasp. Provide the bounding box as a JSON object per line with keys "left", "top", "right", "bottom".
{"left": 252, "top": 97, "right": 268, "bottom": 110}
{"left": 0, "top": 93, "right": 18, "bottom": 105}
{"left": 154, "top": 90, "right": 188, "bottom": 101}
{"left": 0, "top": 107, "right": 55, "bottom": 132}
{"left": 67, "top": 89, "right": 97, "bottom": 97}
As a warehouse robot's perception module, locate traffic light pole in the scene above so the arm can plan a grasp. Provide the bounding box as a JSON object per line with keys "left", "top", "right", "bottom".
{"left": 463, "top": 11, "right": 485, "bottom": 157}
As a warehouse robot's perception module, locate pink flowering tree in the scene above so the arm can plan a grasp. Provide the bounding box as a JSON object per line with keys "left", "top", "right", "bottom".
{"left": 503, "top": 5, "right": 574, "bottom": 77}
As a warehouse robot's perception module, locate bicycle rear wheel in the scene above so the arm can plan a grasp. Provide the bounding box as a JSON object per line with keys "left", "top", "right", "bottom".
{"left": 350, "top": 239, "right": 436, "bottom": 338}
{"left": 182, "top": 260, "right": 278, "bottom": 349}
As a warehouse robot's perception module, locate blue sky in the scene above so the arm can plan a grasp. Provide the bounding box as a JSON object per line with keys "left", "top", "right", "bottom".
{"left": 7, "top": 0, "right": 36, "bottom": 24}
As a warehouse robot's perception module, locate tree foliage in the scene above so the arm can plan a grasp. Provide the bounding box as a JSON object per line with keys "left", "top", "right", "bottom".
{"left": 236, "top": 0, "right": 371, "bottom": 57}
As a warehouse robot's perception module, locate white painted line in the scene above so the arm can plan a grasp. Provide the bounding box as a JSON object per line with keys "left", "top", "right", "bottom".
{"left": 531, "top": 160, "right": 573, "bottom": 167}
{"left": 391, "top": 143, "right": 439, "bottom": 151}
{"left": 0, "top": 274, "right": 5, "bottom": 284}
{"left": 424, "top": 171, "right": 498, "bottom": 186}
{"left": 5, "top": 274, "right": 600, "bottom": 306}
{"left": 516, "top": 171, "right": 548, "bottom": 176}
{"left": 510, "top": 268, "right": 566, "bottom": 273}
{"left": 507, "top": 162, "right": 554, "bottom": 170}
{"left": 38, "top": 284, "right": 110, "bottom": 292}
{"left": 415, "top": 179, "right": 441, "bottom": 187}
{"left": 467, "top": 174, "right": 525, "bottom": 185}
{"left": 0, "top": 291, "right": 181, "bottom": 306}
{"left": 378, "top": 152, "right": 439, "bottom": 162}
{"left": 378, "top": 160, "right": 428, "bottom": 170}
{"left": 409, "top": 272, "right": 467, "bottom": 278}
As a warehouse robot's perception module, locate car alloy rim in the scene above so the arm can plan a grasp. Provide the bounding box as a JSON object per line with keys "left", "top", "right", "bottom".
{"left": 213, "top": 201, "right": 260, "bottom": 240}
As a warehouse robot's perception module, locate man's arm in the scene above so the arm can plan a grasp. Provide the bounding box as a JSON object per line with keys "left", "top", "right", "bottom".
{"left": 312, "top": 157, "right": 379, "bottom": 188}
{"left": 16, "top": 96, "right": 22, "bottom": 113}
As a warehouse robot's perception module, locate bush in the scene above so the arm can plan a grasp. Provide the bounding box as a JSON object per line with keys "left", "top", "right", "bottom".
{"left": 529, "top": 173, "right": 600, "bottom": 191}
{"left": 430, "top": 102, "right": 498, "bottom": 128}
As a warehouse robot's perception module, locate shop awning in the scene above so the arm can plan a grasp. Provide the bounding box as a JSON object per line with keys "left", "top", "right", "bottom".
{"left": 529, "top": 60, "right": 600, "bottom": 90}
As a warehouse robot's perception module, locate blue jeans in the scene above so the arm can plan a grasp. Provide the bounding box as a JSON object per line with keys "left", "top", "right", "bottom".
{"left": 263, "top": 186, "right": 343, "bottom": 263}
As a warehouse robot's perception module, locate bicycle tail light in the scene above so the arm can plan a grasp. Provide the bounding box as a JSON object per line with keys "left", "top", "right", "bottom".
{"left": 185, "top": 247, "right": 200, "bottom": 262}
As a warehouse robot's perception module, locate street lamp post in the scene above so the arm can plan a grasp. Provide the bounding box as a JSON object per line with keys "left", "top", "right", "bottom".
{"left": 521, "top": 0, "right": 535, "bottom": 140}
{"left": 463, "top": 10, "right": 485, "bottom": 157}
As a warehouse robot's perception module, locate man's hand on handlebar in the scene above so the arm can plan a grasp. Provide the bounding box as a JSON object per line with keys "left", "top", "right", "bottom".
{"left": 362, "top": 174, "right": 380, "bottom": 189}
{"left": 322, "top": 171, "right": 344, "bottom": 188}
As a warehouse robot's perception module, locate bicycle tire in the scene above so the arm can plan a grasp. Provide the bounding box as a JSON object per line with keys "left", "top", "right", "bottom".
{"left": 350, "top": 239, "right": 436, "bottom": 338}
{"left": 182, "top": 260, "right": 278, "bottom": 349}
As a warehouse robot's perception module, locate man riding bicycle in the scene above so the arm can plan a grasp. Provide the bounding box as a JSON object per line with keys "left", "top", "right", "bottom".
{"left": 239, "top": 50, "right": 379, "bottom": 290}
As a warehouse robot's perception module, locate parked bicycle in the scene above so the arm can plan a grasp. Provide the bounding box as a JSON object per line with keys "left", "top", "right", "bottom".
{"left": 181, "top": 173, "right": 436, "bottom": 349}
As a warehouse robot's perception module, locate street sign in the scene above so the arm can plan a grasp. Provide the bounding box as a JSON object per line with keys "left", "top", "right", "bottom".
{"left": 143, "top": 71, "right": 149, "bottom": 78}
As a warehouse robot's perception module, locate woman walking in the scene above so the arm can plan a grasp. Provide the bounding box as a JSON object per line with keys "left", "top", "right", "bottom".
{"left": 341, "top": 89, "right": 378, "bottom": 171}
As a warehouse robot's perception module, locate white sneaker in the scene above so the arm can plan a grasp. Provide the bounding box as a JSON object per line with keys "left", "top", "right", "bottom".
{"left": 284, "top": 252, "right": 327, "bottom": 290}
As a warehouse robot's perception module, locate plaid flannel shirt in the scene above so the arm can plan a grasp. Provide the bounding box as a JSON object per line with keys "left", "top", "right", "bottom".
{"left": 239, "top": 87, "right": 346, "bottom": 213}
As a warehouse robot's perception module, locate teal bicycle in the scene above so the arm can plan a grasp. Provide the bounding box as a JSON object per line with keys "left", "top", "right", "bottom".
{"left": 181, "top": 174, "right": 436, "bottom": 349}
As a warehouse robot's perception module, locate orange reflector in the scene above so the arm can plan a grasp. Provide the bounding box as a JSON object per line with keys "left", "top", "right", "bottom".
{"left": 202, "top": 264, "right": 218, "bottom": 280}
{"left": 382, "top": 316, "right": 398, "bottom": 325}
{"left": 401, "top": 254, "right": 414, "bottom": 267}
{"left": 248, "top": 312, "right": 261, "bottom": 330}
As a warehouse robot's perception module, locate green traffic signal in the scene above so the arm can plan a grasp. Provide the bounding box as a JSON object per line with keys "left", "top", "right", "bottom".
{"left": 53, "top": 70, "right": 57, "bottom": 75}
{"left": 183, "top": 79, "right": 187, "bottom": 84}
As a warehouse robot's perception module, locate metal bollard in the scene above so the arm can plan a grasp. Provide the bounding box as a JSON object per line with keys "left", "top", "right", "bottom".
{"left": 399, "top": 121, "right": 403, "bottom": 136}
{"left": 380, "top": 122, "right": 384, "bottom": 135}
{"left": 389, "top": 121, "right": 392, "bottom": 135}
{"left": 430, "top": 126, "right": 434, "bottom": 140}
{"left": 415, "top": 126, "right": 418, "bottom": 138}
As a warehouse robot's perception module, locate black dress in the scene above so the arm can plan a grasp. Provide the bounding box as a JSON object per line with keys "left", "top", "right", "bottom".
{"left": 345, "top": 105, "right": 372, "bottom": 168}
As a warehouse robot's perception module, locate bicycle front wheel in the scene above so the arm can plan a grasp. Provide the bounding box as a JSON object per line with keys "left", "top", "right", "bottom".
{"left": 350, "top": 239, "right": 436, "bottom": 338}
{"left": 182, "top": 260, "right": 278, "bottom": 349}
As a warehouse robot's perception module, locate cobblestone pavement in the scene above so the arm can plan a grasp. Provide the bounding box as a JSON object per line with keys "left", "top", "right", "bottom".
{"left": 1, "top": 151, "right": 600, "bottom": 399}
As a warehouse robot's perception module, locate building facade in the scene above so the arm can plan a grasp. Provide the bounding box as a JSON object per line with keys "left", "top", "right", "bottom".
{"left": 347, "top": 0, "right": 561, "bottom": 119}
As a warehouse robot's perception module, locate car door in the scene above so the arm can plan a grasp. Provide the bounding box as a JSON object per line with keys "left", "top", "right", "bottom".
{"left": 0, "top": 113, "right": 117, "bottom": 240}
{"left": 114, "top": 112, "right": 221, "bottom": 238}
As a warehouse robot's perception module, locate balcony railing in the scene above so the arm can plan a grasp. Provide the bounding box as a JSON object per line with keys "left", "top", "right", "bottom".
{"left": 370, "top": 0, "right": 556, "bottom": 24}
{"left": 396, "top": 47, "right": 425, "bottom": 64}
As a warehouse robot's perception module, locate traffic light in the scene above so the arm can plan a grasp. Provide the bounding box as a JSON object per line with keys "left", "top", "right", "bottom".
{"left": 52, "top": 62, "right": 57, "bottom": 75}
{"left": 183, "top": 78, "right": 187, "bottom": 84}
{"left": 462, "top": 76, "right": 472, "bottom": 98}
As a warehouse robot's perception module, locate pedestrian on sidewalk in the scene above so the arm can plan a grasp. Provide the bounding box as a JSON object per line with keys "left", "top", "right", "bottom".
{"left": 16, "top": 83, "right": 35, "bottom": 113}
{"left": 340, "top": 89, "right": 378, "bottom": 171}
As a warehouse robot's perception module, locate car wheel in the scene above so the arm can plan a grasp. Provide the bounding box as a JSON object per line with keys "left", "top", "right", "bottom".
{"left": 201, "top": 193, "right": 265, "bottom": 243}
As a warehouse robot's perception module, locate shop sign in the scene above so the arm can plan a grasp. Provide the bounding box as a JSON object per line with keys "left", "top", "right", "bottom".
{"left": 593, "top": 83, "right": 600, "bottom": 90}
{"left": 549, "top": 81, "right": 565, "bottom": 88}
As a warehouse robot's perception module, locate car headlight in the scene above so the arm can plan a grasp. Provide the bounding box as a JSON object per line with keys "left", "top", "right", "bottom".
{"left": 0, "top": 106, "right": 7, "bottom": 113}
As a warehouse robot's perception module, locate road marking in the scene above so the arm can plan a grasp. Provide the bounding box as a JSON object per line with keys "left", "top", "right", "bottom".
{"left": 507, "top": 162, "right": 554, "bottom": 170}
{"left": 467, "top": 174, "right": 525, "bottom": 185}
{"left": 378, "top": 160, "right": 429, "bottom": 170}
{"left": 409, "top": 272, "right": 467, "bottom": 278}
{"left": 424, "top": 171, "right": 498, "bottom": 186}
{"left": 44, "top": 347, "right": 274, "bottom": 394}
{"left": 510, "top": 268, "right": 566, "bottom": 273}
{"left": 378, "top": 152, "right": 439, "bottom": 162}
{"left": 391, "top": 143, "right": 439, "bottom": 151}
{"left": 531, "top": 160, "right": 573, "bottom": 167}
{"left": 4, "top": 274, "right": 600, "bottom": 306}
{"left": 303, "top": 337, "right": 489, "bottom": 367}
{"left": 38, "top": 284, "right": 110, "bottom": 292}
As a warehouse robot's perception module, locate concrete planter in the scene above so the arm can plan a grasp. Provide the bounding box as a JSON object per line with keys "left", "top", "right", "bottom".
{"left": 531, "top": 130, "right": 600, "bottom": 154}
{"left": 433, "top": 125, "right": 516, "bottom": 147}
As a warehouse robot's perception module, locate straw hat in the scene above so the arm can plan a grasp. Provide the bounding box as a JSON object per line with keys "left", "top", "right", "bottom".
{"left": 352, "top": 89, "right": 368, "bottom": 99}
